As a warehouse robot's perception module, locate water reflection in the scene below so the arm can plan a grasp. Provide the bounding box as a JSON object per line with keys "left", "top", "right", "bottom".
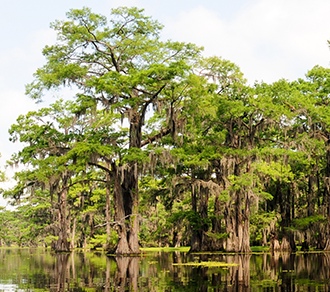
{"left": 0, "top": 249, "right": 330, "bottom": 291}
{"left": 56, "top": 254, "right": 69, "bottom": 291}
{"left": 114, "top": 257, "right": 139, "bottom": 291}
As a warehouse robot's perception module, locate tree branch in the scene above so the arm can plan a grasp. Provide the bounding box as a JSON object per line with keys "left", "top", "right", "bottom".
{"left": 141, "top": 127, "right": 171, "bottom": 147}
{"left": 139, "top": 84, "right": 166, "bottom": 122}
{"left": 88, "top": 162, "right": 112, "bottom": 175}
{"left": 94, "top": 213, "right": 144, "bottom": 228}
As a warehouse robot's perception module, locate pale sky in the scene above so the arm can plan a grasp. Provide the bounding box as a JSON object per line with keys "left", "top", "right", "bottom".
{"left": 1, "top": 0, "right": 330, "bottom": 205}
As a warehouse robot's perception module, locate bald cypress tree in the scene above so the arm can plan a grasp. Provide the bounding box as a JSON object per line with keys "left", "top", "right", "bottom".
{"left": 26, "top": 7, "right": 201, "bottom": 254}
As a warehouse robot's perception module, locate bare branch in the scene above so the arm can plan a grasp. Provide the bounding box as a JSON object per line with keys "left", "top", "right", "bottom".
{"left": 88, "top": 162, "right": 112, "bottom": 175}
{"left": 141, "top": 127, "right": 171, "bottom": 147}
{"left": 139, "top": 84, "right": 166, "bottom": 121}
{"left": 94, "top": 213, "right": 144, "bottom": 228}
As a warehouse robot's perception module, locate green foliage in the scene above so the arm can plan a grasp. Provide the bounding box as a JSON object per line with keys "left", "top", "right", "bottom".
{"left": 5, "top": 6, "right": 330, "bottom": 253}
{"left": 89, "top": 231, "right": 118, "bottom": 249}
{"left": 206, "top": 232, "right": 230, "bottom": 240}
{"left": 292, "top": 215, "right": 327, "bottom": 231}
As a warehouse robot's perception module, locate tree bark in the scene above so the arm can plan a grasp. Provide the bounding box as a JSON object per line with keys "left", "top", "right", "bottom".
{"left": 112, "top": 165, "right": 140, "bottom": 254}
{"left": 55, "top": 171, "right": 70, "bottom": 252}
{"left": 225, "top": 205, "right": 238, "bottom": 252}
{"left": 190, "top": 183, "right": 200, "bottom": 252}
{"left": 122, "top": 164, "right": 140, "bottom": 253}
{"left": 280, "top": 236, "right": 292, "bottom": 252}
{"left": 104, "top": 164, "right": 112, "bottom": 252}
{"left": 324, "top": 235, "right": 330, "bottom": 251}
{"left": 113, "top": 168, "right": 131, "bottom": 254}
{"left": 241, "top": 195, "right": 252, "bottom": 252}
{"left": 70, "top": 217, "right": 76, "bottom": 249}
{"left": 112, "top": 112, "right": 141, "bottom": 254}
{"left": 210, "top": 195, "right": 225, "bottom": 251}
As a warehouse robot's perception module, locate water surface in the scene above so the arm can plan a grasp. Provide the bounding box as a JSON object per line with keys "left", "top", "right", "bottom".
{"left": 0, "top": 248, "right": 329, "bottom": 291}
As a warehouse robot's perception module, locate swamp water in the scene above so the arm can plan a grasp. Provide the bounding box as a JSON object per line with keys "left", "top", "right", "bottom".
{"left": 0, "top": 249, "right": 329, "bottom": 291}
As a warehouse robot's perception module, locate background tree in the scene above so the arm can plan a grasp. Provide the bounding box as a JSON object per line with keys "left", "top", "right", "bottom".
{"left": 6, "top": 100, "right": 101, "bottom": 251}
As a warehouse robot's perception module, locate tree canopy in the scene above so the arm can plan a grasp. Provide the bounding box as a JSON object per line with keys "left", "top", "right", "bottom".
{"left": 2, "top": 6, "right": 330, "bottom": 254}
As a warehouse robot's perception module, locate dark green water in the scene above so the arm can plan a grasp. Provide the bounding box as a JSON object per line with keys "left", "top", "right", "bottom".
{"left": 0, "top": 249, "right": 329, "bottom": 291}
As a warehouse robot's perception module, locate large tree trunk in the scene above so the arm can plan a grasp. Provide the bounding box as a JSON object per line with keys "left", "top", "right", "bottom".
{"left": 199, "top": 186, "right": 210, "bottom": 251}
{"left": 241, "top": 195, "right": 252, "bottom": 252}
{"left": 324, "top": 234, "right": 330, "bottom": 251}
{"left": 225, "top": 192, "right": 251, "bottom": 252}
{"left": 104, "top": 165, "right": 112, "bottom": 252}
{"left": 270, "top": 234, "right": 281, "bottom": 254}
{"left": 210, "top": 195, "right": 225, "bottom": 251}
{"left": 123, "top": 164, "right": 140, "bottom": 253}
{"left": 190, "top": 183, "right": 211, "bottom": 252}
{"left": 70, "top": 217, "right": 76, "bottom": 249}
{"left": 224, "top": 155, "right": 252, "bottom": 252}
{"left": 225, "top": 205, "right": 237, "bottom": 252}
{"left": 279, "top": 182, "right": 296, "bottom": 252}
{"left": 113, "top": 168, "right": 131, "bottom": 254}
{"left": 111, "top": 112, "right": 141, "bottom": 254}
{"left": 55, "top": 171, "right": 70, "bottom": 252}
{"left": 112, "top": 161, "right": 140, "bottom": 253}
{"left": 324, "top": 146, "right": 330, "bottom": 251}
{"left": 190, "top": 183, "right": 200, "bottom": 252}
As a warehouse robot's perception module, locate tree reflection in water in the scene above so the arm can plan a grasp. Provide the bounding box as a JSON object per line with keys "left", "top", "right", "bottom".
{"left": 0, "top": 249, "right": 330, "bottom": 290}
{"left": 55, "top": 253, "right": 69, "bottom": 292}
{"left": 114, "top": 257, "right": 139, "bottom": 291}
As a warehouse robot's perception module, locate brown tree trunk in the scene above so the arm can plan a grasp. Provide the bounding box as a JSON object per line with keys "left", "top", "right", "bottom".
{"left": 225, "top": 191, "right": 251, "bottom": 252}
{"left": 70, "top": 217, "right": 76, "bottom": 249}
{"left": 113, "top": 169, "right": 131, "bottom": 254}
{"left": 278, "top": 181, "right": 296, "bottom": 252}
{"left": 112, "top": 112, "right": 141, "bottom": 254}
{"left": 199, "top": 186, "right": 210, "bottom": 251}
{"left": 324, "top": 145, "right": 330, "bottom": 250}
{"left": 324, "top": 235, "right": 330, "bottom": 251}
{"left": 189, "top": 182, "right": 211, "bottom": 252}
{"left": 190, "top": 183, "right": 200, "bottom": 252}
{"left": 225, "top": 214, "right": 251, "bottom": 252}
{"left": 262, "top": 229, "right": 267, "bottom": 246}
{"left": 241, "top": 195, "right": 252, "bottom": 252}
{"left": 307, "top": 172, "right": 317, "bottom": 216}
{"left": 122, "top": 163, "right": 140, "bottom": 253}
{"left": 225, "top": 204, "right": 238, "bottom": 252}
{"left": 106, "top": 163, "right": 111, "bottom": 245}
{"left": 270, "top": 234, "right": 281, "bottom": 254}
{"left": 281, "top": 236, "right": 292, "bottom": 252}
{"left": 173, "top": 231, "right": 182, "bottom": 247}
{"left": 301, "top": 233, "right": 309, "bottom": 251}
{"left": 210, "top": 195, "right": 225, "bottom": 251}
{"left": 55, "top": 171, "right": 70, "bottom": 252}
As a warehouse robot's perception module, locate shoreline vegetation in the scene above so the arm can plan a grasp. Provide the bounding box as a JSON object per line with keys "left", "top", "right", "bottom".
{"left": 1, "top": 6, "right": 330, "bottom": 254}
{"left": 1, "top": 246, "right": 330, "bottom": 255}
